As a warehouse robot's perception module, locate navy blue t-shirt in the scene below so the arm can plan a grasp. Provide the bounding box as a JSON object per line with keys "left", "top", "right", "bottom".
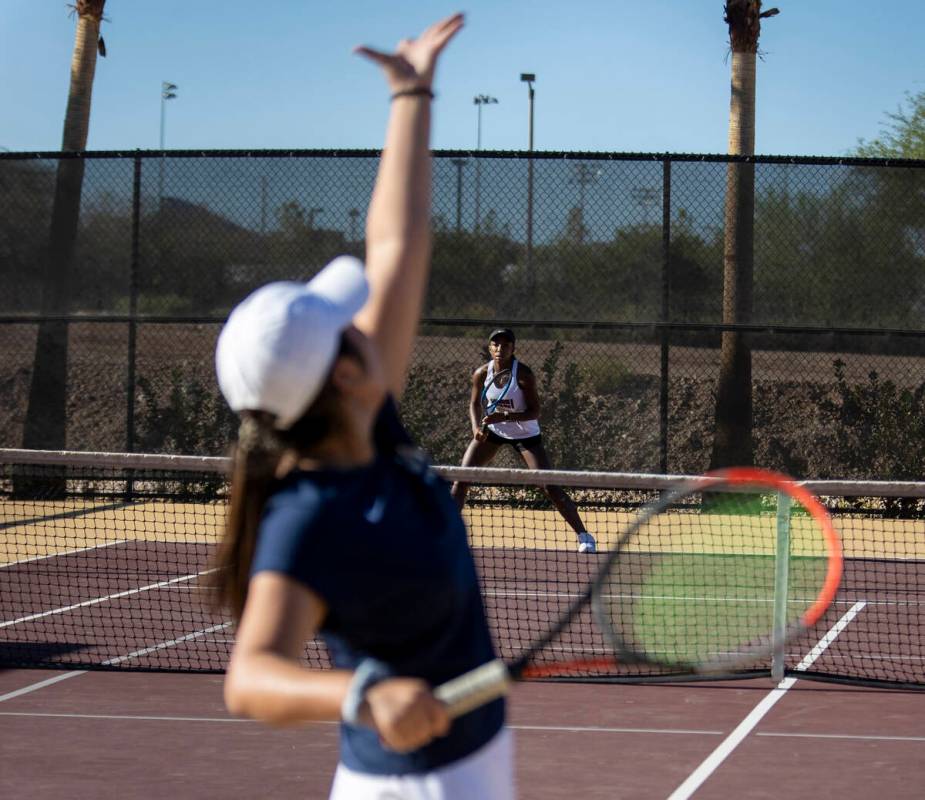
{"left": 250, "top": 398, "right": 504, "bottom": 775}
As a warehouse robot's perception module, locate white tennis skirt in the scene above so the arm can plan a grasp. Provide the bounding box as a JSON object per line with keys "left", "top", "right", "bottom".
{"left": 328, "top": 728, "right": 515, "bottom": 800}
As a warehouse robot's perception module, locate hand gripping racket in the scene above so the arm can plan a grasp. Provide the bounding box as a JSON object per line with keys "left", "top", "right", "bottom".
{"left": 478, "top": 368, "right": 514, "bottom": 436}
{"left": 434, "top": 467, "right": 842, "bottom": 719}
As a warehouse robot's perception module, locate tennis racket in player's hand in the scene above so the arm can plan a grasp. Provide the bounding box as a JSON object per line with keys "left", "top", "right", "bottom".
{"left": 478, "top": 368, "right": 514, "bottom": 439}
{"left": 434, "top": 467, "right": 843, "bottom": 719}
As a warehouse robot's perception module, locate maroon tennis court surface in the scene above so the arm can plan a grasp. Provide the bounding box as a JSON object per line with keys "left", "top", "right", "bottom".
{"left": 2, "top": 668, "right": 923, "bottom": 799}
{"left": 3, "top": 531, "right": 925, "bottom": 796}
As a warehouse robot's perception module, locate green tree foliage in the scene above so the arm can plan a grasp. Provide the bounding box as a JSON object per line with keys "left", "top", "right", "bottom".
{"left": 0, "top": 161, "right": 54, "bottom": 311}
{"left": 134, "top": 370, "right": 237, "bottom": 455}
{"left": 138, "top": 198, "right": 349, "bottom": 315}
{"left": 754, "top": 170, "right": 925, "bottom": 328}
{"left": 855, "top": 90, "right": 925, "bottom": 160}
{"left": 427, "top": 227, "right": 520, "bottom": 318}
{"left": 72, "top": 191, "right": 133, "bottom": 311}
{"left": 262, "top": 200, "right": 349, "bottom": 284}
{"left": 667, "top": 224, "right": 724, "bottom": 322}
{"left": 817, "top": 360, "right": 925, "bottom": 511}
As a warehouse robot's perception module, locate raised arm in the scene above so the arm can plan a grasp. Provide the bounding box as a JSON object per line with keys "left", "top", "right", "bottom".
{"left": 353, "top": 14, "right": 464, "bottom": 399}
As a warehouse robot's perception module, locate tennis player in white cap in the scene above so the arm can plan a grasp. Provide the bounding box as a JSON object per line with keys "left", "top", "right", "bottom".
{"left": 213, "top": 14, "right": 515, "bottom": 800}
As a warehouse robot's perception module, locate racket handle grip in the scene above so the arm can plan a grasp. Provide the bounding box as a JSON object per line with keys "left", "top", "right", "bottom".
{"left": 433, "top": 659, "right": 511, "bottom": 720}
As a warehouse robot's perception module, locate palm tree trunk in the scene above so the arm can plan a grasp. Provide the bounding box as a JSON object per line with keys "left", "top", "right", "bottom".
{"left": 22, "top": 2, "right": 104, "bottom": 460}
{"left": 710, "top": 1, "right": 776, "bottom": 470}
{"left": 711, "top": 49, "right": 756, "bottom": 469}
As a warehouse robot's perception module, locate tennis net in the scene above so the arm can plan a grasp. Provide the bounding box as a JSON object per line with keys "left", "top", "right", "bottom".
{"left": 2, "top": 448, "right": 923, "bottom": 688}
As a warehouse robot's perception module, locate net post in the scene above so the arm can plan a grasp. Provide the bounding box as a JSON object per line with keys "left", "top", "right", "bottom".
{"left": 771, "top": 491, "right": 793, "bottom": 682}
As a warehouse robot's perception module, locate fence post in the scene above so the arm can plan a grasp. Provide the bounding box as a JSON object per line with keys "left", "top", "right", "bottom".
{"left": 126, "top": 153, "right": 142, "bottom": 455}
{"left": 659, "top": 157, "right": 671, "bottom": 473}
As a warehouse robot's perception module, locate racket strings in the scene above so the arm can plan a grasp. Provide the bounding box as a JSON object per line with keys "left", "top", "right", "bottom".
{"left": 597, "top": 492, "right": 830, "bottom": 668}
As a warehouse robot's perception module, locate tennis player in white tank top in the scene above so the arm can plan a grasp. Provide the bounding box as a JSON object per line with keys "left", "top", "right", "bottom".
{"left": 482, "top": 358, "right": 541, "bottom": 440}
{"left": 450, "top": 328, "right": 596, "bottom": 554}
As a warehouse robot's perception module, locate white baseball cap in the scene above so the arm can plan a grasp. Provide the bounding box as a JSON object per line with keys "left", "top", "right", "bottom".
{"left": 215, "top": 255, "right": 369, "bottom": 430}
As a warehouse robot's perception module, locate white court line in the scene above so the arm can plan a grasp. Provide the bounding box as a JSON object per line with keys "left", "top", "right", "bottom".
{"left": 101, "top": 622, "right": 231, "bottom": 666}
{"left": 0, "top": 711, "right": 253, "bottom": 723}
{"left": 1, "top": 539, "right": 128, "bottom": 568}
{"left": 0, "top": 671, "right": 86, "bottom": 703}
{"left": 0, "top": 621, "right": 230, "bottom": 703}
{"left": 2, "top": 710, "right": 922, "bottom": 744}
{"left": 666, "top": 600, "right": 867, "bottom": 800}
{"left": 0, "top": 711, "right": 726, "bottom": 736}
{"left": 756, "top": 732, "right": 925, "bottom": 743}
{"left": 0, "top": 569, "right": 218, "bottom": 628}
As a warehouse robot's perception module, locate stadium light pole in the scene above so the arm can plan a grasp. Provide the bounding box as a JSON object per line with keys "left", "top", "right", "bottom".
{"left": 571, "top": 163, "right": 600, "bottom": 244}
{"left": 473, "top": 94, "right": 498, "bottom": 231}
{"left": 158, "top": 81, "right": 178, "bottom": 210}
{"left": 450, "top": 158, "right": 468, "bottom": 232}
{"left": 520, "top": 73, "right": 536, "bottom": 301}
{"left": 347, "top": 208, "right": 361, "bottom": 242}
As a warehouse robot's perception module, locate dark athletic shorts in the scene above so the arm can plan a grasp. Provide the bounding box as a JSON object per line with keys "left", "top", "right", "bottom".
{"left": 485, "top": 430, "right": 543, "bottom": 453}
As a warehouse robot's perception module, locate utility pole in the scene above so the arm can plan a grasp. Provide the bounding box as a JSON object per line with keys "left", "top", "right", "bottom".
{"left": 450, "top": 158, "right": 468, "bottom": 232}
{"left": 571, "top": 163, "right": 599, "bottom": 244}
{"left": 473, "top": 94, "right": 498, "bottom": 231}
{"left": 520, "top": 74, "right": 536, "bottom": 300}
{"left": 348, "top": 208, "right": 360, "bottom": 242}
{"left": 158, "top": 81, "right": 177, "bottom": 211}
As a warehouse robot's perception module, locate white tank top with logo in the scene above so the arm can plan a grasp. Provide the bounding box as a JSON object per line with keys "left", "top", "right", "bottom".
{"left": 483, "top": 359, "right": 541, "bottom": 440}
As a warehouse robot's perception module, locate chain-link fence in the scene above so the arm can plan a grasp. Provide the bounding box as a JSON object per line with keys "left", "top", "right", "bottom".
{"left": 2, "top": 150, "right": 924, "bottom": 479}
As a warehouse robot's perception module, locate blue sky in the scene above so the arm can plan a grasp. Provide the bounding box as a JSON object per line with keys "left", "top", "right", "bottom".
{"left": 2, "top": 1, "right": 923, "bottom": 156}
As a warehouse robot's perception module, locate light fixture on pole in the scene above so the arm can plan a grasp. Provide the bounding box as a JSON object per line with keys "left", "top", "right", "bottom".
{"left": 519, "top": 74, "right": 535, "bottom": 150}
{"left": 160, "top": 82, "right": 178, "bottom": 149}
{"left": 473, "top": 94, "right": 498, "bottom": 149}
{"left": 473, "top": 94, "right": 498, "bottom": 231}
{"left": 520, "top": 73, "right": 536, "bottom": 300}
{"left": 159, "top": 81, "right": 178, "bottom": 210}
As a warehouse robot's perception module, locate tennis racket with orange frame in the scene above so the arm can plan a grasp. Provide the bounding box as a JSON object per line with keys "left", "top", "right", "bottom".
{"left": 435, "top": 467, "right": 843, "bottom": 718}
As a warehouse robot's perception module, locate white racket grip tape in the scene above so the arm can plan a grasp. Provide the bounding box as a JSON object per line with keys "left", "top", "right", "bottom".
{"left": 433, "top": 659, "right": 511, "bottom": 719}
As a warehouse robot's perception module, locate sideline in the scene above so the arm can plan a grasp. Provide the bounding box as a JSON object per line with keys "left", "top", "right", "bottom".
{"left": 666, "top": 600, "right": 867, "bottom": 800}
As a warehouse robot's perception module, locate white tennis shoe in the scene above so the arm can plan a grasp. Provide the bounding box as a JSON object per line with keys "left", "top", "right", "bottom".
{"left": 577, "top": 532, "right": 597, "bottom": 554}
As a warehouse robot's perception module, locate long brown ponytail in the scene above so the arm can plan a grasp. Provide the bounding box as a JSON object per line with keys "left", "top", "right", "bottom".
{"left": 212, "top": 411, "right": 282, "bottom": 621}
{"left": 211, "top": 333, "right": 360, "bottom": 621}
